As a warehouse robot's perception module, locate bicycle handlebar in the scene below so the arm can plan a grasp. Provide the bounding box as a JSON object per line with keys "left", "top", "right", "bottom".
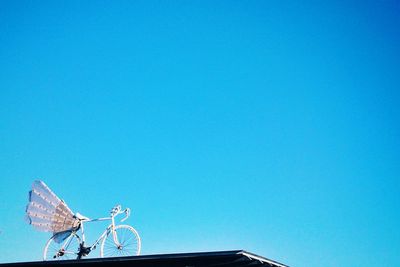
{"left": 121, "top": 208, "right": 130, "bottom": 222}
{"left": 110, "top": 205, "right": 122, "bottom": 215}
{"left": 110, "top": 205, "right": 131, "bottom": 222}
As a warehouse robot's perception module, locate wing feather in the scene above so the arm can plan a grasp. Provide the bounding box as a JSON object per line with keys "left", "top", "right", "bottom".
{"left": 25, "top": 180, "right": 78, "bottom": 233}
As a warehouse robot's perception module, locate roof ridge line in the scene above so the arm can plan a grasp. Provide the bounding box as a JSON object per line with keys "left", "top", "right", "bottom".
{"left": 239, "top": 251, "right": 289, "bottom": 267}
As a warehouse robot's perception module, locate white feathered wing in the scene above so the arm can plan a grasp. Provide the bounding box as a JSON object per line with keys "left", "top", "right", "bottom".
{"left": 25, "top": 180, "right": 79, "bottom": 234}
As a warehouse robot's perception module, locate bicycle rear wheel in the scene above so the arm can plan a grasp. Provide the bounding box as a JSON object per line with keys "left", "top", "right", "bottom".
{"left": 43, "top": 233, "right": 81, "bottom": 260}
{"left": 100, "top": 225, "right": 141, "bottom": 257}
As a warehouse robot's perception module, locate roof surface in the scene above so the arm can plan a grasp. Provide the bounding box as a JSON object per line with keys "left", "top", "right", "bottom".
{"left": 0, "top": 250, "right": 288, "bottom": 267}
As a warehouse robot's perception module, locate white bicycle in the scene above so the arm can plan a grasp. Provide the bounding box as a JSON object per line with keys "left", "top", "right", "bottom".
{"left": 43, "top": 205, "right": 141, "bottom": 260}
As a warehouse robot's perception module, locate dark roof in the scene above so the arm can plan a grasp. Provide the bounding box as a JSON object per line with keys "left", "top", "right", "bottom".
{"left": 0, "top": 250, "right": 288, "bottom": 267}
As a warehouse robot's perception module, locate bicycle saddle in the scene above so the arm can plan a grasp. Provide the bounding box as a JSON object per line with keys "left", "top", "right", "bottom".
{"left": 74, "top": 212, "right": 90, "bottom": 221}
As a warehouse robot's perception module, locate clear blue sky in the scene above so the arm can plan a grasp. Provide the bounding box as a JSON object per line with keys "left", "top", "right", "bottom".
{"left": 0, "top": 1, "right": 399, "bottom": 266}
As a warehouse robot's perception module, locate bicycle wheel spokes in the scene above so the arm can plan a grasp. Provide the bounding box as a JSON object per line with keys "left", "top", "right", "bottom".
{"left": 100, "top": 225, "right": 141, "bottom": 257}
{"left": 44, "top": 234, "right": 80, "bottom": 260}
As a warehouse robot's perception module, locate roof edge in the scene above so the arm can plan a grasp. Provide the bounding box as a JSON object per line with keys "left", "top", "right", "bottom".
{"left": 0, "top": 250, "right": 287, "bottom": 266}
{"left": 239, "top": 250, "right": 289, "bottom": 267}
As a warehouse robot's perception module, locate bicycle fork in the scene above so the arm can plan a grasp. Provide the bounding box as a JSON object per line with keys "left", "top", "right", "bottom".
{"left": 111, "top": 217, "right": 123, "bottom": 250}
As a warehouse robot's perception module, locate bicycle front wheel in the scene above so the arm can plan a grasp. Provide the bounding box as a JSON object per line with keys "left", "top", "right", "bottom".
{"left": 100, "top": 225, "right": 141, "bottom": 257}
{"left": 43, "top": 233, "right": 81, "bottom": 260}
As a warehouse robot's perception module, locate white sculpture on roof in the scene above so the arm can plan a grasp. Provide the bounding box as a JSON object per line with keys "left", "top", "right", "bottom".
{"left": 26, "top": 180, "right": 141, "bottom": 260}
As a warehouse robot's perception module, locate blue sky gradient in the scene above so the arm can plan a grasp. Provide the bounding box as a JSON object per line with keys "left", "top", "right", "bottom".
{"left": 0, "top": 1, "right": 399, "bottom": 266}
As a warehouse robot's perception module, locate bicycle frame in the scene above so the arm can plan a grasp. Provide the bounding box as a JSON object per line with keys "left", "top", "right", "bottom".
{"left": 57, "top": 207, "right": 128, "bottom": 258}
{"left": 80, "top": 217, "right": 114, "bottom": 252}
